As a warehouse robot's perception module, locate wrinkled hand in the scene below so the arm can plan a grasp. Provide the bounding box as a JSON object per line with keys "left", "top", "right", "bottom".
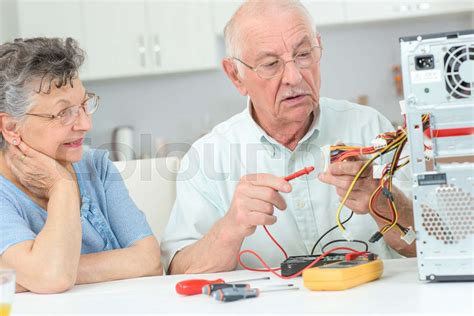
{"left": 224, "top": 173, "right": 292, "bottom": 238}
{"left": 318, "top": 157, "right": 378, "bottom": 214}
{"left": 5, "top": 140, "right": 74, "bottom": 199}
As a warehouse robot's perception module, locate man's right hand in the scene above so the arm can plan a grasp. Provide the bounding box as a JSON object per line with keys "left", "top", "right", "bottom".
{"left": 223, "top": 173, "right": 292, "bottom": 238}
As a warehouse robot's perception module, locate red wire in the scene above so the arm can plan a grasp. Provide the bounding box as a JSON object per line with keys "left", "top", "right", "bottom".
{"left": 238, "top": 168, "right": 365, "bottom": 279}
{"left": 263, "top": 225, "right": 288, "bottom": 259}
{"left": 238, "top": 246, "right": 364, "bottom": 279}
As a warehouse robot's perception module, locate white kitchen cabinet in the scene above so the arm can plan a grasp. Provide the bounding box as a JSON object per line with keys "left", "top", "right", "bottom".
{"left": 211, "top": 0, "right": 244, "bottom": 35}
{"left": 146, "top": 0, "right": 217, "bottom": 73}
{"left": 16, "top": 0, "right": 83, "bottom": 40}
{"left": 13, "top": 0, "right": 218, "bottom": 80}
{"left": 0, "top": 1, "right": 6, "bottom": 43}
{"left": 15, "top": 0, "right": 90, "bottom": 77}
{"left": 211, "top": 0, "right": 345, "bottom": 35}
{"left": 344, "top": 0, "right": 474, "bottom": 24}
{"left": 302, "top": 1, "right": 346, "bottom": 26}
{"left": 82, "top": 0, "right": 149, "bottom": 80}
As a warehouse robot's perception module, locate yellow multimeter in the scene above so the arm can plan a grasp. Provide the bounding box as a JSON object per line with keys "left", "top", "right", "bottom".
{"left": 302, "top": 258, "right": 384, "bottom": 291}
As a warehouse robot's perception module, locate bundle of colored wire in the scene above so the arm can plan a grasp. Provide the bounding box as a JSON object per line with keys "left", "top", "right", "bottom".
{"left": 332, "top": 115, "right": 430, "bottom": 240}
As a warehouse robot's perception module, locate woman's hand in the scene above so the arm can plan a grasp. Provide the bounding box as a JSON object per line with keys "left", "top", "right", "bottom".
{"left": 5, "top": 140, "right": 74, "bottom": 199}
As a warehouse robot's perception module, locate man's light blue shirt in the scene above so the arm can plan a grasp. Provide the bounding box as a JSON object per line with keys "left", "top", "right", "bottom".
{"left": 161, "top": 97, "right": 402, "bottom": 271}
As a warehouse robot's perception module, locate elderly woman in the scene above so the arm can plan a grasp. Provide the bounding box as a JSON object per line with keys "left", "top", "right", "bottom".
{"left": 0, "top": 38, "right": 162, "bottom": 294}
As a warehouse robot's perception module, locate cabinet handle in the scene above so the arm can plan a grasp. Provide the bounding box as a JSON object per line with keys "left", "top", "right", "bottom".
{"left": 153, "top": 34, "right": 161, "bottom": 68}
{"left": 138, "top": 35, "right": 146, "bottom": 68}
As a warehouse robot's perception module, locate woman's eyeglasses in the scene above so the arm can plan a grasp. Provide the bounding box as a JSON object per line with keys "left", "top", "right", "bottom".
{"left": 25, "top": 92, "right": 100, "bottom": 126}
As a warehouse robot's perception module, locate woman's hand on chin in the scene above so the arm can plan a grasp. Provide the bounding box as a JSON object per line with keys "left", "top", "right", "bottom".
{"left": 5, "top": 140, "right": 74, "bottom": 199}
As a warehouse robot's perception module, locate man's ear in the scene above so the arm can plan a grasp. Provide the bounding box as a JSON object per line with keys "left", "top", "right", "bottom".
{"left": 316, "top": 33, "right": 323, "bottom": 48}
{"left": 222, "top": 58, "right": 248, "bottom": 96}
{"left": 0, "top": 113, "right": 21, "bottom": 145}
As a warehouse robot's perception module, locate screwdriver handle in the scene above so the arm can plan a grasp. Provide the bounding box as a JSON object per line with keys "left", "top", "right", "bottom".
{"left": 176, "top": 278, "right": 225, "bottom": 295}
{"left": 213, "top": 288, "right": 260, "bottom": 302}
{"left": 202, "top": 283, "right": 250, "bottom": 295}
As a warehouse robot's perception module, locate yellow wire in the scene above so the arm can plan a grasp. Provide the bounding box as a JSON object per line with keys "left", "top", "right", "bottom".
{"left": 335, "top": 132, "right": 407, "bottom": 233}
{"left": 335, "top": 154, "right": 380, "bottom": 232}
{"left": 368, "top": 182, "right": 405, "bottom": 235}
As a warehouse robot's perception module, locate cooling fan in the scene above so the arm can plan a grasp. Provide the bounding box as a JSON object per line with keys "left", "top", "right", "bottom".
{"left": 444, "top": 44, "right": 474, "bottom": 99}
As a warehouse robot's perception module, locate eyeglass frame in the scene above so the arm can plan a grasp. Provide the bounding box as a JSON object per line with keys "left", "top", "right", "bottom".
{"left": 25, "top": 92, "right": 100, "bottom": 125}
{"left": 231, "top": 44, "right": 323, "bottom": 79}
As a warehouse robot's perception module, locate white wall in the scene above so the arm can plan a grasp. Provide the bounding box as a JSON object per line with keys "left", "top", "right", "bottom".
{"left": 85, "top": 12, "right": 473, "bottom": 157}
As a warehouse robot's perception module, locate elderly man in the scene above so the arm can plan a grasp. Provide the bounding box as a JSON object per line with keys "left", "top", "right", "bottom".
{"left": 161, "top": 0, "right": 415, "bottom": 274}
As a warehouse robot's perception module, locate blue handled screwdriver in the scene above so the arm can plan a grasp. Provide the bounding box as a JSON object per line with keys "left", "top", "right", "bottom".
{"left": 202, "top": 283, "right": 250, "bottom": 295}
{"left": 212, "top": 285, "right": 299, "bottom": 302}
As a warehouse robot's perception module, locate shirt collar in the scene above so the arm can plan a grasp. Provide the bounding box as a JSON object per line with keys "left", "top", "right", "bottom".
{"left": 245, "top": 97, "right": 320, "bottom": 154}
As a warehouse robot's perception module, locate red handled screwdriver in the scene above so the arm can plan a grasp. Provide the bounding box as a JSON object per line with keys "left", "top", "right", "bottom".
{"left": 175, "top": 276, "right": 270, "bottom": 296}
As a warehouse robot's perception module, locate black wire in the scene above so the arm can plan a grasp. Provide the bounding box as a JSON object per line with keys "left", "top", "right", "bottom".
{"left": 312, "top": 134, "right": 412, "bottom": 256}
{"left": 310, "top": 211, "right": 353, "bottom": 255}
{"left": 321, "top": 239, "right": 369, "bottom": 253}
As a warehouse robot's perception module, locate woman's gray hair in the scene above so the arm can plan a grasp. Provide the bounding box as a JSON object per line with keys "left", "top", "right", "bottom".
{"left": 0, "top": 37, "right": 85, "bottom": 149}
{"left": 224, "top": 0, "right": 317, "bottom": 60}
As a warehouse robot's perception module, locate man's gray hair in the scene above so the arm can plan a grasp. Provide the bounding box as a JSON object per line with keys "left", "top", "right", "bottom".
{"left": 0, "top": 37, "right": 85, "bottom": 149}
{"left": 224, "top": 0, "right": 317, "bottom": 59}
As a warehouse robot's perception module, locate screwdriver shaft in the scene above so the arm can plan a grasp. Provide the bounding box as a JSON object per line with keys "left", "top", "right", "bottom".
{"left": 227, "top": 276, "right": 270, "bottom": 284}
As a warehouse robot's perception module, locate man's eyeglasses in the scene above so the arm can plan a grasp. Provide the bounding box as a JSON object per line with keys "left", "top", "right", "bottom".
{"left": 25, "top": 92, "right": 100, "bottom": 126}
{"left": 232, "top": 45, "right": 323, "bottom": 79}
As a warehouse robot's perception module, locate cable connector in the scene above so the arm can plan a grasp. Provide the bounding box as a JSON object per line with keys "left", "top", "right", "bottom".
{"left": 401, "top": 226, "right": 416, "bottom": 245}
{"left": 322, "top": 144, "right": 331, "bottom": 172}
{"left": 371, "top": 138, "right": 387, "bottom": 150}
{"left": 342, "top": 230, "right": 354, "bottom": 241}
{"left": 382, "top": 188, "right": 394, "bottom": 201}
{"left": 369, "top": 231, "right": 383, "bottom": 243}
{"left": 367, "top": 253, "right": 377, "bottom": 261}
{"left": 399, "top": 100, "right": 407, "bottom": 115}
{"left": 345, "top": 251, "right": 366, "bottom": 261}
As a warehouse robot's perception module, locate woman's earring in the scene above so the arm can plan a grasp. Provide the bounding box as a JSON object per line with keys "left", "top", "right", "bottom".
{"left": 12, "top": 139, "right": 18, "bottom": 145}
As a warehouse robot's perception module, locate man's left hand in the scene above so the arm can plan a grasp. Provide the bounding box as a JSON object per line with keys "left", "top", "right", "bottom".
{"left": 318, "top": 158, "right": 379, "bottom": 214}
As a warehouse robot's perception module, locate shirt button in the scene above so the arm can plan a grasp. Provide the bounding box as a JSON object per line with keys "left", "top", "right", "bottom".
{"left": 297, "top": 200, "right": 306, "bottom": 209}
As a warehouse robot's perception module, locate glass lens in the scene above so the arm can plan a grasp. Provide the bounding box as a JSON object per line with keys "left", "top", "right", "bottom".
{"left": 57, "top": 107, "right": 76, "bottom": 125}
{"left": 257, "top": 59, "right": 283, "bottom": 78}
{"left": 295, "top": 50, "right": 314, "bottom": 68}
{"left": 84, "top": 95, "right": 98, "bottom": 114}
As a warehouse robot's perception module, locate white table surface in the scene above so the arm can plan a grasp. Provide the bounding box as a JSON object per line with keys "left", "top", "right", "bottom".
{"left": 11, "top": 258, "right": 474, "bottom": 316}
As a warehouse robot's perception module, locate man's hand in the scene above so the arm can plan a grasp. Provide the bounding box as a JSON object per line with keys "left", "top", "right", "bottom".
{"left": 318, "top": 158, "right": 378, "bottom": 214}
{"left": 223, "top": 173, "right": 292, "bottom": 238}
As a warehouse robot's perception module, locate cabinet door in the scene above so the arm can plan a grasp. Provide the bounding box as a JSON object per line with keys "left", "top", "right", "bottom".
{"left": 16, "top": 0, "right": 83, "bottom": 39}
{"left": 419, "top": 0, "right": 474, "bottom": 15}
{"left": 302, "top": 1, "right": 345, "bottom": 26}
{"left": 82, "top": 0, "right": 149, "bottom": 80}
{"left": 211, "top": 0, "right": 244, "bottom": 35}
{"left": 345, "top": 0, "right": 474, "bottom": 23}
{"left": 16, "top": 0, "right": 88, "bottom": 77}
{"left": 146, "top": 0, "right": 217, "bottom": 73}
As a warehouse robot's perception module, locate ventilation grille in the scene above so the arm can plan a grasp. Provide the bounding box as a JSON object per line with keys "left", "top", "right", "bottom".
{"left": 420, "top": 184, "right": 474, "bottom": 244}
{"left": 444, "top": 44, "right": 474, "bottom": 99}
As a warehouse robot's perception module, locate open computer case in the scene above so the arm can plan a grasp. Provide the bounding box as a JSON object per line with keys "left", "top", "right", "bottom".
{"left": 400, "top": 29, "right": 473, "bottom": 281}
